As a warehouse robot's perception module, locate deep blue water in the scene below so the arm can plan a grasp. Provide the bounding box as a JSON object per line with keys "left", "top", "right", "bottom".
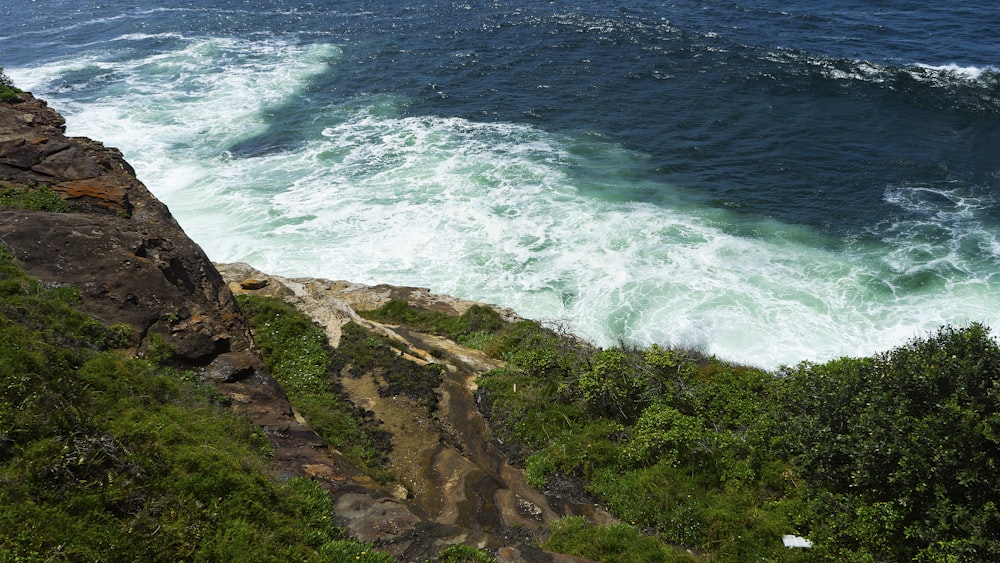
{"left": 3, "top": 1, "right": 999, "bottom": 368}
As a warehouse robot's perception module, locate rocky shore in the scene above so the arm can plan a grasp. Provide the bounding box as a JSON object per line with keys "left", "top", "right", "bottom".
{"left": 1, "top": 92, "right": 604, "bottom": 562}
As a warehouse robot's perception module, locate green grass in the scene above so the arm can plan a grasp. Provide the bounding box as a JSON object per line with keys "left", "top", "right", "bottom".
{"left": 543, "top": 516, "right": 698, "bottom": 563}
{"left": 359, "top": 299, "right": 507, "bottom": 351}
{"left": 235, "top": 294, "right": 392, "bottom": 476}
{"left": 0, "top": 182, "right": 69, "bottom": 212}
{"left": 0, "top": 246, "right": 398, "bottom": 561}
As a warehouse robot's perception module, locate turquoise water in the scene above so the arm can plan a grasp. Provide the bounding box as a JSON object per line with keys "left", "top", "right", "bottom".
{"left": 3, "top": 1, "right": 998, "bottom": 368}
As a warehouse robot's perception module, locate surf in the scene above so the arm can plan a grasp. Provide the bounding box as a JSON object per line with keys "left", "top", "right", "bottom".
{"left": 5, "top": 1, "right": 998, "bottom": 369}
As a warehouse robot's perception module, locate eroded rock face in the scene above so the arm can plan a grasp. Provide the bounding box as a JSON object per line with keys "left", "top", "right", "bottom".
{"left": 0, "top": 97, "right": 349, "bottom": 503}
{"left": 0, "top": 94, "right": 135, "bottom": 215}
{"left": 1, "top": 93, "right": 248, "bottom": 361}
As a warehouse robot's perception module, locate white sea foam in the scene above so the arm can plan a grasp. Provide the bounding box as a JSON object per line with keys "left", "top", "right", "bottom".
{"left": 111, "top": 32, "right": 188, "bottom": 42}
{"left": 876, "top": 184, "right": 1000, "bottom": 303}
{"left": 761, "top": 49, "right": 999, "bottom": 91}
{"left": 915, "top": 62, "right": 994, "bottom": 80}
{"left": 228, "top": 111, "right": 999, "bottom": 367}
{"left": 9, "top": 38, "right": 1000, "bottom": 370}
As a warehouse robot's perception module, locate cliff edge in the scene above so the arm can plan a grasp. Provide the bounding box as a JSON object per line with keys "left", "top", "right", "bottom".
{"left": 1, "top": 91, "right": 599, "bottom": 562}
{"left": 0, "top": 91, "right": 249, "bottom": 362}
{"left": 0, "top": 91, "right": 344, "bottom": 507}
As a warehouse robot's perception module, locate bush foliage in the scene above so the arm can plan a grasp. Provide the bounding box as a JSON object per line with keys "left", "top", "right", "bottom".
{"left": 373, "top": 299, "right": 1000, "bottom": 561}
{"left": 777, "top": 323, "right": 1000, "bottom": 561}
{"left": 0, "top": 66, "right": 21, "bottom": 102}
{"left": 0, "top": 182, "right": 70, "bottom": 212}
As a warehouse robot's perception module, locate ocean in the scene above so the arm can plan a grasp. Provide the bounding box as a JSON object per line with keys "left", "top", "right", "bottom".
{"left": 3, "top": 0, "right": 998, "bottom": 369}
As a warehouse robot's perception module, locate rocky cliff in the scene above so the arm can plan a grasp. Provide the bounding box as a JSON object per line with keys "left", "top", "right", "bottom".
{"left": 0, "top": 92, "right": 601, "bottom": 562}
{"left": 0, "top": 92, "right": 249, "bottom": 362}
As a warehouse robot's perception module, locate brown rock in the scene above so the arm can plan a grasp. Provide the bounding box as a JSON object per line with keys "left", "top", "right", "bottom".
{"left": 0, "top": 138, "right": 48, "bottom": 168}
{"left": 0, "top": 211, "right": 244, "bottom": 364}
{"left": 240, "top": 277, "right": 269, "bottom": 290}
{"left": 204, "top": 351, "right": 263, "bottom": 383}
{"left": 32, "top": 145, "right": 101, "bottom": 179}
{"left": 0, "top": 93, "right": 259, "bottom": 367}
{"left": 55, "top": 176, "right": 130, "bottom": 212}
{"left": 303, "top": 464, "right": 349, "bottom": 483}
{"left": 334, "top": 493, "right": 424, "bottom": 543}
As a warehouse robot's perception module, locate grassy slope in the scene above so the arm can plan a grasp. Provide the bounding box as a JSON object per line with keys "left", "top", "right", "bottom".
{"left": 0, "top": 243, "right": 398, "bottom": 562}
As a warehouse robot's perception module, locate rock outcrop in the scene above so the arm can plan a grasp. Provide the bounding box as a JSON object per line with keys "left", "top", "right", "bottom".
{"left": 1, "top": 92, "right": 602, "bottom": 562}
{"left": 1, "top": 93, "right": 350, "bottom": 538}
{"left": 216, "top": 263, "right": 613, "bottom": 561}
{"left": 0, "top": 92, "right": 247, "bottom": 362}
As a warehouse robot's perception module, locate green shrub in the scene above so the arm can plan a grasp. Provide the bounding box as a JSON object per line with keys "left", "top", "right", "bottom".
{"left": 624, "top": 401, "right": 705, "bottom": 467}
{"left": 543, "top": 516, "right": 697, "bottom": 563}
{"left": 476, "top": 364, "right": 581, "bottom": 459}
{"left": 526, "top": 418, "right": 625, "bottom": 482}
{"left": 0, "top": 183, "right": 69, "bottom": 212}
{"left": 778, "top": 324, "right": 1000, "bottom": 561}
{"left": 143, "top": 332, "right": 176, "bottom": 364}
{"left": 578, "top": 347, "right": 649, "bottom": 421}
{"left": 0, "top": 66, "right": 22, "bottom": 102}
{"left": 486, "top": 319, "right": 585, "bottom": 375}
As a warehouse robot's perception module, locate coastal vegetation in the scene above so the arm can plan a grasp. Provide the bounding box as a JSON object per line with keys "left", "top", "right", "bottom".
{"left": 235, "top": 295, "right": 393, "bottom": 477}
{"left": 364, "top": 299, "right": 1000, "bottom": 562}
{"left": 0, "top": 67, "right": 21, "bottom": 102}
{"left": 3, "top": 228, "right": 997, "bottom": 561}
{"left": 3, "top": 232, "right": 998, "bottom": 561}
{"left": 0, "top": 248, "right": 397, "bottom": 561}
{"left": 0, "top": 182, "right": 69, "bottom": 213}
